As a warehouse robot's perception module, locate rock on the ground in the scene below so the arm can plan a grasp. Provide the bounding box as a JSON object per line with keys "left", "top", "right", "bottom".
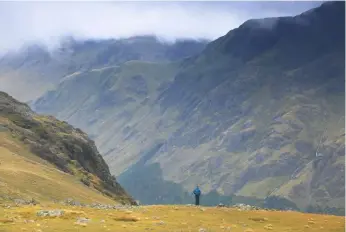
{"left": 233, "top": 203, "right": 260, "bottom": 211}
{"left": 76, "top": 217, "right": 90, "bottom": 224}
{"left": 36, "top": 210, "right": 64, "bottom": 217}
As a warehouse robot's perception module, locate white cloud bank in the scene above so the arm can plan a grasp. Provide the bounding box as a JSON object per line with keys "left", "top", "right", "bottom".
{"left": 0, "top": 1, "right": 323, "bottom": 52}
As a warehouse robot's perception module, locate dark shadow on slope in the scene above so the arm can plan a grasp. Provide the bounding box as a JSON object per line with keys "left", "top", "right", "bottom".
{"left": 118, "top": 143, "right": 266, "bottom": 206}
{"left": 117, "top": 144, "right": 344, "bottom": 216}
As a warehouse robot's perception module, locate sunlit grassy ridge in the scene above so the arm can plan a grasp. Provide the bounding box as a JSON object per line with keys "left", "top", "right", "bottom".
{"left": 0, "top": 91, "right": 134, "bottom": 205}
{"left": 0, "top": 134, "right": 115, "bottom": 204}
{"left": 0, "top": 205, "right": 344, "bottom": 232}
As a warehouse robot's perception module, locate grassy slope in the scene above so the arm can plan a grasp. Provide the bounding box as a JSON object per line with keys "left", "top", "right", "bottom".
{"left": 0, "top": 92, "right": 134, "bottom": 205}
{"left": 0, "top": 205, "right": 344, "bottom": 232}
{"left": 0, "top": 133, "right": 115, "bottom": 204}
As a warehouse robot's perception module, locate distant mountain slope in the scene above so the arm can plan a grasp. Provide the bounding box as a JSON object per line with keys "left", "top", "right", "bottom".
{"left": 2, "top": 2, "right": 345, "bottom": 215}
{"left": 0, "top": 36, "right": 207, "bottom": 102}
{"left": 0, "top": 91, "right": 135, "bottom": 205}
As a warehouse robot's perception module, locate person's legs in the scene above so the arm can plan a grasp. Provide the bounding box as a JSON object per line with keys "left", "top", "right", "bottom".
{"left": 195, "top": 195, "right": 200, "bottom": 206}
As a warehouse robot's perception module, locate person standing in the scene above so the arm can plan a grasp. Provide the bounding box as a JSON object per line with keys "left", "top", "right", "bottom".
{"left": 193, "top": 185, "right": 201, "bottom": 206}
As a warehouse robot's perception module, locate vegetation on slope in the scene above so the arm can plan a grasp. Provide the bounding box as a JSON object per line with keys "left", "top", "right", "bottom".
{"left": 0, "top": 204, "right": 344, "bottom": 232}
{"left": 29, "top": 1, "right": 345, "bottom": 215}
{"left": 0, "top": 1, "right": 344, "bottom": 216}
{"left": 0, "top": 91, "right": 135, "bottom": 205}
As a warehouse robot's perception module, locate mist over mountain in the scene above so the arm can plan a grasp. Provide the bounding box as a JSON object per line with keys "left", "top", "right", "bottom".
{"left": 0, "top": 1, "right": 344, "bottom": 215}
{"left": 0, "top": 1, "right": 322, "bottom": 53}
{"left": 0, "top": 36, "right": 208, "bottom": 102}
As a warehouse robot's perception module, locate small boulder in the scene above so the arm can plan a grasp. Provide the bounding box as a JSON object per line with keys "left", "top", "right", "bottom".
{"left": 37, "top": 210, "right": 64, "bottom": 217}
{"left": 156, "top": 220, "right": 165, "bottom": 225}
{"left": 75, "top": 217, "right": 90, "bottom": 226}
{"left": 76, "top": 217, "right": 90, "bottom": 224}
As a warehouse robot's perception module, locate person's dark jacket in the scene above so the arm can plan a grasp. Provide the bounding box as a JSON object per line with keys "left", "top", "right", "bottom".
{"left": 193, "top": 187, "right": 201, "bottom": 196}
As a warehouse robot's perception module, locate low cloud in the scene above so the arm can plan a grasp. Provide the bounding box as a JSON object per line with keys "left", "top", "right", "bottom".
{"left": 0, "top": 1, "right": 322, "bottom": 52}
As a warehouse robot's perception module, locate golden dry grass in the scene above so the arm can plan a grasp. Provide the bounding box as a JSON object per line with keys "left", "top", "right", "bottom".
{"left": 0, "top": 204, "right": 344, "bottom": 232}
{"left": 0, "top": 132, "right": 118, "bottom": 205}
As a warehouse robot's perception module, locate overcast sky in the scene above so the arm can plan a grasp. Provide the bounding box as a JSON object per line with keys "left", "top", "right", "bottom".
{"left": 0, "top": 1, "right": 324, "bottom": 52}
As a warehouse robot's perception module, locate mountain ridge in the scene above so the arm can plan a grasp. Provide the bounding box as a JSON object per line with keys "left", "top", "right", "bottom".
{"left": 0, "top": 1, "right": 344, "bottom": 215}
{"left": 0, "top": 91, "right": 136, "bottom": 205}
{"left": 0, "top": 36, "right": 208, "bottom": 102}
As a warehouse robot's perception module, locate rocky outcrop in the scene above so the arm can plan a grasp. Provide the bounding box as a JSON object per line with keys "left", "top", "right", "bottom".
{"left": 0, "top": 91, "right": 136, "bottom": 205}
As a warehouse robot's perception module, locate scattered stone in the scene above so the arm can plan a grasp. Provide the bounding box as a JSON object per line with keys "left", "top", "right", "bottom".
{"left": 37, "top": 210, "right": 64, "bottom": 217}
{"left": 24, "top": 220, "right": 35, "bottom": 224}
{"left": 12, "top": 198, "right": 39, "bottom": 206}
{"left": 217, "top": 203, "right": 226, "bottom": 208}
{"left": 249, "top": 217, "right": 269, "bottom": 222}
{"left": 156, "top": 220, "right": 165, "bottom": 225}
{"left": 199, "top": 228, "right": 207, "bottom": 232}
{"left": 75, "top": 217, "right": 91, "bottom": 226}
{"left": 233, "top": 203, "right": 260, "bottom": 211}
{"left": 264, "top": 224, "right": 273, "bottom": 230}
{"left": 77, "top": 217, "right": 90, "bottom": 223}
{"left": 14, "top": 199, "right": 26, "bottom": 206}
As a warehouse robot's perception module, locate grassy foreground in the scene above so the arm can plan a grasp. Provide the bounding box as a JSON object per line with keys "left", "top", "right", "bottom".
{"left": 0, "top": 204, "right": 344, "bottom": 232}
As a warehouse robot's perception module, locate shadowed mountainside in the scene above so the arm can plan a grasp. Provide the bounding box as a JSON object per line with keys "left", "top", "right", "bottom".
{"left": 0, "top": 2, "right": 344, "bottom": 215}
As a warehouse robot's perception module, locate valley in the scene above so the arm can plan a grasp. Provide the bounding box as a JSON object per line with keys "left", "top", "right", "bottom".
{"left": 0, "top": 1, "right": 344, "bottom": 217}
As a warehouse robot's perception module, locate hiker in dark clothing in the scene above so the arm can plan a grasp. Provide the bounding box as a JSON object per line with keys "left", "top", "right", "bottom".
{"left": 193, "top": 185, "right": 201, "bottom": 206}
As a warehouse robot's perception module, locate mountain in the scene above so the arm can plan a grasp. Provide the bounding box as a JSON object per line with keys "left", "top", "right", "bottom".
{"left": 0, "top": 36, "right": 208, "bottom": 102}
{"left": 0, "top": 2, "right": 344, "bottom": 215}
{"left": 0, "top": 91, "right": 135, "bottom": 205}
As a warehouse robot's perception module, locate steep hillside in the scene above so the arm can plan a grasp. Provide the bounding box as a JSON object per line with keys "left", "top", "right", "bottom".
{"left": 3, "top": 1, "right": 346, "bottom": 215}
{"left": 0, "top": 36, "right": 207, "bottom": 102}
{"left": 0, "top": 91, "right": 135, "bottom": 205}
